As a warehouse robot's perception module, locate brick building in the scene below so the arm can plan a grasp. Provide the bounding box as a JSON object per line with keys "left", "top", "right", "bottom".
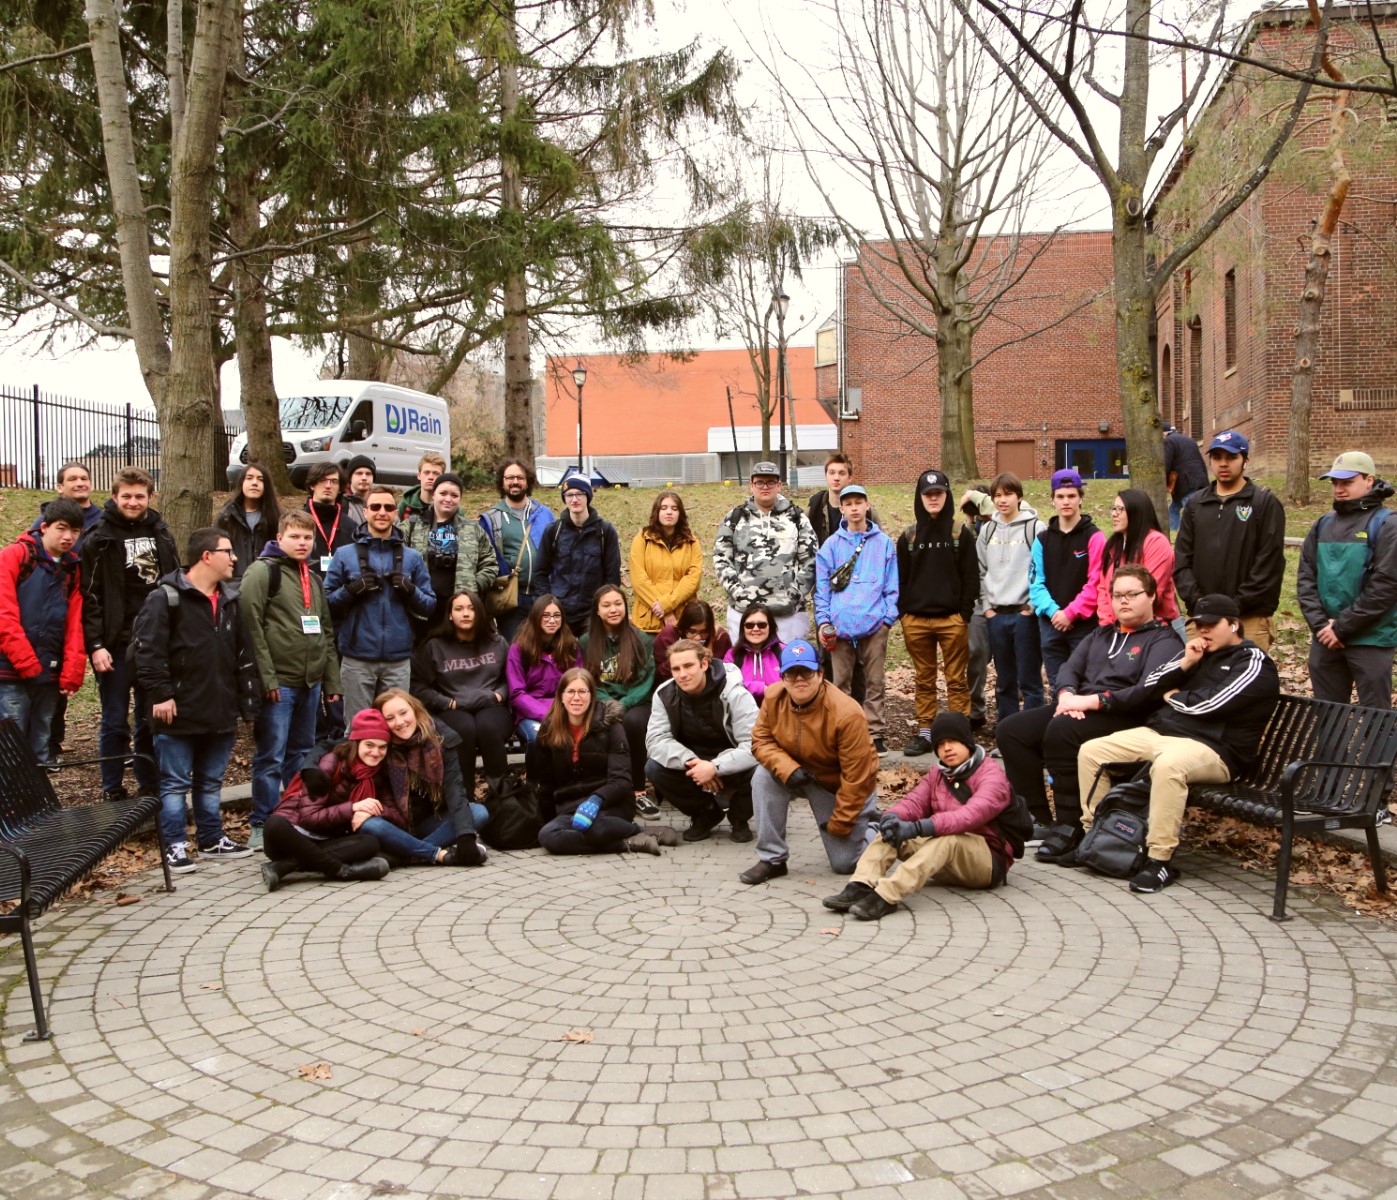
{"left": 816, "top": 232, "right": 1119, "bottom": 485}
{"left": 1152, "top": 3, "right": 1397, "bottom": 475}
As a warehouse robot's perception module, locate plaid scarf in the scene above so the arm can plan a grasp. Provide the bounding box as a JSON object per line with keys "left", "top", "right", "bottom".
{"left": 384, "top": 729, "right": 444, "bottom": 814}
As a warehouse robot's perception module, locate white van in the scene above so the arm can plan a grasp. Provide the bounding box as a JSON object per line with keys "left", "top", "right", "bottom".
{"left": 226, "top": 381, "right": 451, "bottom": 488}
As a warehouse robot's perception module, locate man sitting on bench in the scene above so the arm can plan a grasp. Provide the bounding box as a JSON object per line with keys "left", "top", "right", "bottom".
{"left": 1058, "top": 593, "right": 1279, "bottom": 894}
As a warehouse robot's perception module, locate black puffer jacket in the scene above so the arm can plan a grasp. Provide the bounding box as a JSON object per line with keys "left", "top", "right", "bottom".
{"left": 525, "top": 701, "right": 631, "bottom": 820}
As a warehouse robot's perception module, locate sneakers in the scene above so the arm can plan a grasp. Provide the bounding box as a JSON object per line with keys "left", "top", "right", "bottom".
{"left": 872, "top": 737, "right": 887, "bottom": 754}
{"left": 198, "top": 836, "right": 253, "bottom": 860}
{"left": 682, "top": 806, "right": 725, "bottom": 842}
{"left": 738, "top": 860, "right": 788, "bottom": 885}
{"left": 101, "top": 786, "right": 131, "bottom": 803}
{"left": 1025, "top": 822, "right": 1053, "bottom": 849}
{"left": 248, "top": 825, "right": 265, "bottom": 852}
{"left": 849, "top": 890, "right": 898, "bottom": 921}
{"left": 634, "top": 792, "right": 662, "bottom": 821}
{"left": 442, "top": 837, "right": 488, "bottom": 867}
{"left": 652, "top": 826, "right": 682, "bottom": 847}
{"left": 1129, "top": 858, "right": 1180, "bottom": 894}
{"left": 166, "top": 843, "right": 197, "bottom": 874}
{"left": 621, "top": 833, "right": 662, "bottom": 856}
{"left": 902, "top": 735, "right": 934, "bottom": 757}
{"left": 822, "top": 881, "right": 873, "bottom": 912}
{"left": 261, "top": 860, "right": 288, "bottom": 891}
{"left": 729, "top": 819, "right": 754, "bottom": 843}
{"left": 1041, "top": 825, "right": 1085, "bottom": 866}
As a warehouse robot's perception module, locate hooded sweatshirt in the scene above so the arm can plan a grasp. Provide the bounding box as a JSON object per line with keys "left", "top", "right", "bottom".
{"left": 239, "top": 541, "right": 341, "bottom": 694}
{"left": 1028, "top": 514, "right": 1106, "bottom": 624}
{"left": 79, "top": 499, "right": 180, "bottom": 654}
{"left": 814, "top": 519, "right": 899, "bottom": 640}
{"left": 976, "top": 501, "right": 1046, "bottom": 609}
{"left": 1297, "top": 478, "right": 1397, "bottom": 647}
{"left": 896, "top": 475, "right": 978, "bottom": 620}
{"left": 0, "top": 531, "right": 85, "bottom": 689}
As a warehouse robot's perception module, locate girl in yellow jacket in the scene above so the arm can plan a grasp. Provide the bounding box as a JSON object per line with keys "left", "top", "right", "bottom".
{"left": 629, "top": 490, "right": 703, "bottom": 633}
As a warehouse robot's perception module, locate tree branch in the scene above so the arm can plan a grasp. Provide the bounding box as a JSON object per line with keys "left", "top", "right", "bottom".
{"left": 0, "top": 43, "right": 91, "bottom": 74}
{"left": 0, "top": 259, "right": 134, "bottom": 338}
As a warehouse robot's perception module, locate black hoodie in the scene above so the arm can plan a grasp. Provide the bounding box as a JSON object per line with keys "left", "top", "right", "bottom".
{"left": 896, "top": 473, "right": 978, "bottom": 620}
{"left": 80, "top": 498, "right": 180, "bottom": 654}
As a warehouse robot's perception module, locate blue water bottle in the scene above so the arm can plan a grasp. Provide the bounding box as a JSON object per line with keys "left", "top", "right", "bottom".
{"left": 572, "top": 797, "right": 601, "bottom": 831}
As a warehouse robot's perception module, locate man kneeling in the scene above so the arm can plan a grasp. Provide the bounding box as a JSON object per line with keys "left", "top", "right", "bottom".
{"left": 825, "top": 712, "right": 1013, "bottom": 920}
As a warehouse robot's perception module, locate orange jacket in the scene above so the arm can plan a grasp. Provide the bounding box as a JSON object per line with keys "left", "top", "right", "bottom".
{"left": 751, "top": 680, "right": 879, "bottom": 838}
{"left": 629, "top": 529, "right": 704, "bottom": 632}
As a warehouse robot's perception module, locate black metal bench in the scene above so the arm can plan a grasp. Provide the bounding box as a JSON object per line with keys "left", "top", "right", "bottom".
{"left": 1187, "top": 695, "right": 1397, "bottom": 922}
{"left": 0, "top": 720, "right": 173, "bottom": 1040}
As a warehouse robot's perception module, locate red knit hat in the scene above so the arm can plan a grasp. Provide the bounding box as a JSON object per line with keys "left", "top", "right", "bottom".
{"left": 348, "top": 709, "right": 391, "bottom": 742}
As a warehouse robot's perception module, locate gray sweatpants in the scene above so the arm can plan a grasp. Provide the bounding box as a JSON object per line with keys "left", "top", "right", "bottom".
{"left": 967, "top": 611, "right": 990, "bottom": 721}
{"left": 340, "top": 656, "right": 411, "bottom": 723}
{"left": 1308, "top": 641, "right": 1394, "bottom": 709}
{"left": 751, "top": 766, "right": 878, "bottom": 874}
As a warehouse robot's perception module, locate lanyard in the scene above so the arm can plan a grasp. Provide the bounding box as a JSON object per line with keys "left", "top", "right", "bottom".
{"left": 310, "top": 503, "right": 340, "bottom": 552}
{"left": 299, "top": 562, "right": 312, "bottom": 610}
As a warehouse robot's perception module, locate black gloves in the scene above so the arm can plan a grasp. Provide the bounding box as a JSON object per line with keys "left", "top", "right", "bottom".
{"left": 301, "top": 766, "right": 331, "bottom": 798}
{"left": 346, "top": 571, "right": 381, "bottom": 597}
{"left": 388, "top": 571, "right": 416, "bottom": 596}
{"left": 786, "top": 768, "right": 814, "bottom": 798}
{"left": 880, "top": 813, "right": 933, "bottom": 847}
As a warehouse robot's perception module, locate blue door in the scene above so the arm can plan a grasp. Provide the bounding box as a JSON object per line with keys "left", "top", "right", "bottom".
{"left": 1056, "top": 439, "right": 1127, "bottom": 479}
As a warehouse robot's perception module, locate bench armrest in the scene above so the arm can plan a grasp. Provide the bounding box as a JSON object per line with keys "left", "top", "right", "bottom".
{"left": 0, "top": 840, "right": 33, "bottom": 914}
{"left": 1279, "top": 757, "right": 1397, "bottom": 816}
{"left": 51, "top": 752, "right": 157, "bottom": 773}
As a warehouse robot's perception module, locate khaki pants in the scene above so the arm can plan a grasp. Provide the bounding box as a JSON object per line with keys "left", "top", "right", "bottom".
{"left": 1185, "top": 613, "right": 1273, "bottom": 652}
{"left": 852, "top": 832, "right": 993, "bottom": 903}
{"left": 900, "top": 614, "right": 970, "bottom": 724}
{"left": 1078, "top": 727, "right": 1230, "bottom": 861}
{"left": 831, "top": 625, "right": 890, "bottom": 736}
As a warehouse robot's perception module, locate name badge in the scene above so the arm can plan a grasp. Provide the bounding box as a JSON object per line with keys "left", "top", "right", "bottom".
{"left": 301, "top": 615, "right": 322, "bottom": 635}
{"left": 320, "top": 555, "right": 333, "bottom": 573}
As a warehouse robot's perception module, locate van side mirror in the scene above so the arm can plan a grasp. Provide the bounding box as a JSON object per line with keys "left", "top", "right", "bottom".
{"left": 349, "top": 421, "right": 368, "bottom": 441}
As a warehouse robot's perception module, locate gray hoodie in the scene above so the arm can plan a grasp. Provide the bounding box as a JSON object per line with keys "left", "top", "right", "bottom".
{"left": 976, "top": 501, "right": 1046, "bottom": 608}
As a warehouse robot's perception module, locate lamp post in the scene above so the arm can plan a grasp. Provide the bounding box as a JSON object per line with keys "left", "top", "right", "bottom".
{"left": 774, "top": 289, "right": 790, "bottom": 481}
{"left": 572, "top": 360, "right": 587, "bottom": 474}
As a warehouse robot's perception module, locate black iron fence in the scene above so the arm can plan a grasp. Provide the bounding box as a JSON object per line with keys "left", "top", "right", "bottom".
{"left": 0, "top": 385, "right": 238, "bottom": 493}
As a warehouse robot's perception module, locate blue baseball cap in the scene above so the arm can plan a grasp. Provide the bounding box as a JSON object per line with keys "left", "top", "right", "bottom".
{"left": 838, "top": 484, "right": 868, "bottom": 502}
{"left": 779, "top": 639, "right": 819, "bottom": 674}
{"left": 1050, "top": 468, "right": 1084, "bottom": 491}
{"left": 1206, "top": 430, "right": 1249, "bottom": 457}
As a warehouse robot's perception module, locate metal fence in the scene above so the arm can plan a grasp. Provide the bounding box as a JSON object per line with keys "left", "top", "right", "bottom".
{"left": 0, "top": 385, "right": 237, "bottom": 493}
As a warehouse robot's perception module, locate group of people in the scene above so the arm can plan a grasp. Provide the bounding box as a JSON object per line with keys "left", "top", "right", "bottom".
{"left": 0, "top": 430, "right": 1391, "bottom": 911}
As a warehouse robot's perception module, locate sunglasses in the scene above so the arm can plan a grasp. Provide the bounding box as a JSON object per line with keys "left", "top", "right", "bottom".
{"left": 744, "top": 621, "right": 769, "bottom": 630}
{"left": 366, "top": 502, "right": 396, "bottom": 512}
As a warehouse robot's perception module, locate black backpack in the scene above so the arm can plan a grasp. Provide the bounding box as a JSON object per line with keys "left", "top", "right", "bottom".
{"left": 992, "top": 791, "right": 1035, "bottom": 860}
{"left": 1075, "top": 775, "right": 1151, "bottom": 878}
{"left": 479, "top": 775, "right": 544, "bottom": 850}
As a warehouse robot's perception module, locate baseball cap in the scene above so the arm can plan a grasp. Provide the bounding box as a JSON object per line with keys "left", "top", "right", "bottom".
{"left": 1319, "top": 451, "right": 1376, "bottom": 480}
{"left": 838, "top": 484, "right": 868, "bottom": 502}
{"left": 1206, "top": 430, "right": 1249, "bottom": 457}
{"left": 917, "top": 469, "right": 950, "bottom": 494}
{"left": 1050, "top": 468, "right": 1084, "bottom": 491}
{"left": 1193, "top": 593, "right": 1241, "bottom": 624}
{"left": 1162, "top": 423, "right": 1176, "bottom": 434}
{"left": 750, "top": 461, "right": 780, "bottom": 479}
{"left": 779, "top": 639, "right": 819, "bottom": 674}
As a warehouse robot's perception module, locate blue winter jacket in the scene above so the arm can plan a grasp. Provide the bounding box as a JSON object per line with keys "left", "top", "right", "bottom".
{"left": 815, "top": 521, "right": 900, "bottom": 641}
{"left": 325, "top": 527, "right": 434, "bottom": 661}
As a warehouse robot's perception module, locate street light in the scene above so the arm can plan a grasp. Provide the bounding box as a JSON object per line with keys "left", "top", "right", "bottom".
{"left": 572, "top": 360, "right": 587, "bottom": 474}
{"left": 773, "top": 290, "right": 790, "bottom": 481}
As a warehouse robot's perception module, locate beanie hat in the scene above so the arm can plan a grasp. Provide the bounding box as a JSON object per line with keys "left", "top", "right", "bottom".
{"left": 345, "top": 454, "right": 376, "bottom": 479}
{"left": 348, "top": 709, "right": 392, "bottom": 742}
{"left": 434, "top": 472, "right": 465, "bottom": 492}
{"left": 928, "top": 711, "right": 973, "bottom": 754}
{"left": 561, "top": 472, "right": 594, "bottom": 501}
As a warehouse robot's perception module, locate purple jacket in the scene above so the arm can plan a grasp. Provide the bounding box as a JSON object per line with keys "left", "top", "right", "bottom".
{"left": 506, "top": 643, "right": 582, "bottom": 723}
{"left": 888, "top": 753, "right": 1015, "bottom": 868}
{"left": 723, "top": 641, "right": 784, "bottom": 704}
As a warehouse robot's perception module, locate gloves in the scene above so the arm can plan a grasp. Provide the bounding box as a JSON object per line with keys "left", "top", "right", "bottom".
{"left": 301, "top": 766, "right": 331, "bottom": 798}
{"left": 346, "top": 571, "right": 381, "bottom": 597}
{"left": 786, "top": 768, "right": 814, "bottom": 798}
{"left": 389, "top": 571, "right": 416, "bottom": 596}
{"left": 880, "top": 815, "right": 932, "bottom": 846}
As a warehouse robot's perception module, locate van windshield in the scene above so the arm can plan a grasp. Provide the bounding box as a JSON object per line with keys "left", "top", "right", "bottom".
{"left": 279, "top": 395, "right": 353, "bottom": 432}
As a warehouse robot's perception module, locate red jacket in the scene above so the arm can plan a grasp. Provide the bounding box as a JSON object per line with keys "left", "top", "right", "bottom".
{"left": 0, "top": 533, "right": 85, "bottom": 692}
{"left": 274, "top": 750, "right": 401, "bottom": 835}
{"left": 887, "top": 752, "right": 1015, "bottom": 868}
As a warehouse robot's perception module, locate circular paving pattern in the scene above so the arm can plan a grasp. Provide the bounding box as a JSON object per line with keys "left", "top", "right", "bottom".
{"left": 4, "top": 815, "right": 1397, "bottom": 1200}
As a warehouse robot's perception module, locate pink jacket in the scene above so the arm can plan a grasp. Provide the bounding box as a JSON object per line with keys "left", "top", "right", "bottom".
{"left": 887, "top": 754, "right": 1014, "bottom": 867}
{"left": 1097, "top": 529, "right": 1179, "bottom": 624}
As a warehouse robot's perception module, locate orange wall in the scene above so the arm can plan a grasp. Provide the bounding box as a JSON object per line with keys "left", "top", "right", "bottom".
{"left": 544, "top": 348, "right": 817, "bottom": 456}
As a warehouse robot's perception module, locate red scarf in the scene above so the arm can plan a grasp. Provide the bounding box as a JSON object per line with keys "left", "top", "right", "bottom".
{"left": 348, "top": 755, "right": 381, "bottom": 807}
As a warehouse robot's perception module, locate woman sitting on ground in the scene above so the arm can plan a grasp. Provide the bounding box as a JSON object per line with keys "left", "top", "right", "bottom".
{"left": 629, "top": 489, "right": 703, "bottom": 633}
{"left": 580, "top": 583, "right": 657, "bottom": 813}
{"left": 354, "top": 688, "right": 489, "bottom": 866}
{"left": 261, "top": 708, "right": 393, "bottom": 892}
{"left": 724, "top": 603, "right": 784, "bottom": 703}
{"left": 527, "top": 668, "right": 679, "bottom": 856}
{"left": 653, "top": 599, "right": 733, "bottom": 686}
{"left": 506, "top": 594, "right": 581, "bottom": 744}
{"left": 412, "top": 590, "right": 512, "bottom": 799}
{"left": 1097, "top": 488, "right": 1179, "bottom": 627}
{"left": 217, "top": 462, "right": 282, "bottom": 580}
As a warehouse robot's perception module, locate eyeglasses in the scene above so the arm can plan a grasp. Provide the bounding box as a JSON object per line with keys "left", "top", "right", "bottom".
{"left": 1112, "top": 590, "right": 1147, "bottom": 601}
{"left": 503, "top": 474, "right": 528, "bottom": 482}
{"left": 744, "top": 621, "right": 770, "bottom": 630}
{"left": 752, "top": 479, "right": 779, "bottom": 486}
{"left": 209, "top": 547, "right": 236, "bottom": 557}
{"left": 1109, "top": 505, "right": 1127, "bottom": 514}
{"left": 541, "top": 612, "right": 563, "bottom": 622}
{"left": 366, "top": 502, "right": 396, "bottom": 512}
{"left": 563, "top": 491, "right": 587, "bottom": 501}
{"left": 783, "top": 668, "right": 817, "bottom": 681}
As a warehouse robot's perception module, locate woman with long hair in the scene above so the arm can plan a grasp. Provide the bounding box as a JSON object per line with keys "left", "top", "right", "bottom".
{"left": 629, "top": 490, "right": 703, "bottom": 633}
{"left": 506, "top": 594, "right": 581, "bottom": 744}
{"left": 217, "top": 462, "right": 282, "bottom": 579}
{"left": 581, "top": 583, "right": 656, "bottom": 808}
{"left": 360, "top": 688, "right": 489, "bottom": 865}
{"left": 528, "top": 668, "right": 678, "bottom": 856}
{"left": 412, "top": 590, "right": 512, "bottom": 801}
{"left": 653, "top": 599, "right": 733, "bottom": 686}
{"left": 1096, "top": 488, "right": 1179, "bottom": 626}
{"left": 723, "top": 603, "right": 784, "bottom": 703}
{"left": 260, "top": 708, "right": 393, "bottom": 891}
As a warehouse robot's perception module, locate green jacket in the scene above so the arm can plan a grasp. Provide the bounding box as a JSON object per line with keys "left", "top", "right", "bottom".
{"left": 239, "top": 551, "right": 342, "bottom": 693}
{"left": 580, "top": 627, "right": 655, "bottom": 709}
{"left": 397, "top": 511, "right": 498, "bottom": 598}
{"left": 1297, "top": 480, "right": 1397, "bottom": 647}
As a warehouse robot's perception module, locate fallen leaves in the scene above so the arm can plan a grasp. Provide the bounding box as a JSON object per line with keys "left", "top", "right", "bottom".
{"left": 819, "top": 927, "right": 842, "bottom": 938}
{"left": 297, "top": 1062, "right": 333, "bottom": 1080}
{"left": 560, "top": 1028, "right": 594, "bottom": 1043}
{"left": 114, "top": 893, "right": 141, "bottom": 907}
{"left": 199, "top": 982, "right": 221, "bottom": 992}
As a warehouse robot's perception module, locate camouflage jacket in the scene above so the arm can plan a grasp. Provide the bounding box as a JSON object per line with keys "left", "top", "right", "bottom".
{"left": 712, "top": 495, "right": 818, "bottom": 617}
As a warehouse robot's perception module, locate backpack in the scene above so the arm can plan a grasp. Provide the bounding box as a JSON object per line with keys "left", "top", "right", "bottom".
{"left": 355, "top": 538, "right": 404, "bottom": 582}
{"left": 479, "top": 774, "right": 544, "bottom": 850}
{"left": 125, "top": 582, "right": 183, "bottom": 666}
{"left": 16, "top": 540, "right": 79, "bottom": 597}
{"left": 991, "top": 791, "right": 1035, "bottom": 860}
{"left": 1075, "top": 774, "right": 1152, "bottom": 878}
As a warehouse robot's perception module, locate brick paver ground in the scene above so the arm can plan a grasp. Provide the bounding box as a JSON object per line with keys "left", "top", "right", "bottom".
{"left": 3, "top": 810, "right": 1397, "bottom": 1200}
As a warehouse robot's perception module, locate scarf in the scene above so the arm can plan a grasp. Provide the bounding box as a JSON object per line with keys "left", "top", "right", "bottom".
{"left": 347, "top": 754, "right": 382, "bottom": 807}
{"left": 384, "top": 728, "right": 444, "bottom": 813}
{"left": 938, "top": 744, "right": 986, "bottom": 804}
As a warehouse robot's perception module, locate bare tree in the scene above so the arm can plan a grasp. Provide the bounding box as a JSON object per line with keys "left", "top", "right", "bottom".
{"left": 780, "top": 0, "right": 1079, "bottom": 480}
{"left": 953, "top": 0, "right": 1329, "bottom": 519}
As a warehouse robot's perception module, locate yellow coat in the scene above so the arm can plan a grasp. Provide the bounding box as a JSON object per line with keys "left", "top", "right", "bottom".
{"left": 629, "top": 529, "right": 704, "bottom": 632}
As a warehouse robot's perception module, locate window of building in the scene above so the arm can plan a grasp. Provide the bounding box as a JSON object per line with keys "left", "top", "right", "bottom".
{"left": 1223, "top": 269, "right": 1237, "bottom": 372}
{"left": 815, "top": 326, "right": 838, "bottom": 367}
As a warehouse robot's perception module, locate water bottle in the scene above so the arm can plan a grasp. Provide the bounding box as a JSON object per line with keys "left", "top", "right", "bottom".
{"left": 572, "top": 797, "right": 601, "bottom": 831}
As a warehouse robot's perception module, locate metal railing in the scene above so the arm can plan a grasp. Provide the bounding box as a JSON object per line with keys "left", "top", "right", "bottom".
{"left": 0, "top": 385, "right": 238, "bottom": 493}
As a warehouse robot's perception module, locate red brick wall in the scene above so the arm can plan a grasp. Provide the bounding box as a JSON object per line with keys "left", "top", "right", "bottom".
{"left": 839, "top": 232, "right": 1118, "bottom": 483}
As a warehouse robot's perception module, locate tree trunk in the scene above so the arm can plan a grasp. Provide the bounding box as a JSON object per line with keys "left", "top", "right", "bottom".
{"left": 1112, "top": 213, "right": 1169, "bottom": 524}
{"left": 936, "top": 283, "right": 979, "bottom": 479}
{"left": 162, "top": 0, "right": 239, "bottom": 546}
{"left": 167, "top": 0, "right": 186, "bottom": 150}
{"left": 85, "top": 0, "right": 170, "bottom": 404}
{"left": 499, "top": 7, "right": 534, "bottom": 464}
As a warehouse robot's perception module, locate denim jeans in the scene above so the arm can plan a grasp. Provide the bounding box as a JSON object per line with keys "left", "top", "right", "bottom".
{"left": 251, "top": 683, "right": 322, "bottom": 825}
{"left": 96, "top": 653, "right": 158, "bottom": 793}
{"left": 358, "top": 814, "right": 456, "bottom": 863}
{"left": 154, "top": 731, "right": 236, "bottom": 849}
{"left": 985, "top": 610, "right": 1044, "bottom": 721}
{"left": 1037, "top": 617, "right": 1095, "bottom": 698}
{"left": 516, "top": 718, "right": 542, "bottom": 746}
{"left": 0, "top": 679, "right": 61, "bottom": 763}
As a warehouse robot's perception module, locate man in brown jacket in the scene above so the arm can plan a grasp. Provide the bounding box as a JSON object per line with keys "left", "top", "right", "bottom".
{"left": 740, "top": 638, "right": 881, "bottom": 884}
